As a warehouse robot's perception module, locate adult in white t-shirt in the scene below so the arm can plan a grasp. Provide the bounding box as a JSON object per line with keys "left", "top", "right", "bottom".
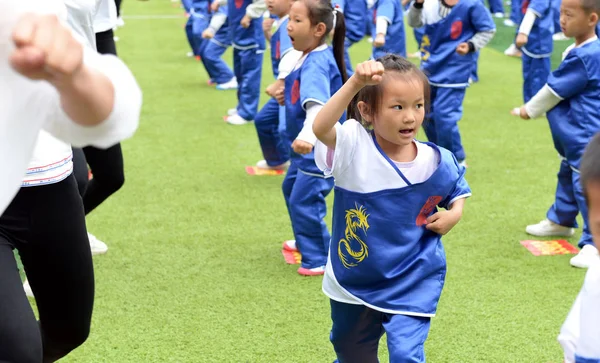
{"left": 0, "top": 0, "right": 141, "bottom": 361}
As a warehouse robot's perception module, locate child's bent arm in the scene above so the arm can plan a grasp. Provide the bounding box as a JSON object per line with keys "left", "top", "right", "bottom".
{"left": 313, "top": 77, "right": 364, "bottom": 149}
{"left": 406, "top": 2, "right": 424, "bottom": 28}
{"left": 448, "top": 197, "right": 465, "bottom": 216}
{"left": 524, "top": 84, "right": 562, "bottom": 118}
{"left": 247, "top": 0, "right": 267, "bottom": 18}
{"left": 518, "top": 10, "right": 538, "bottom": 36}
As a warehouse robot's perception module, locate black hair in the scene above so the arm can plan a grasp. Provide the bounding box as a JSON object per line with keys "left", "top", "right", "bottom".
{"left": 301, "top": 0, "right": 348, "bottom": 83}
{"left": 581, "top": 0, "right": 600, "bottom": 15}
{"left": 347, "top": 54, "right": 430, "bottom": 126}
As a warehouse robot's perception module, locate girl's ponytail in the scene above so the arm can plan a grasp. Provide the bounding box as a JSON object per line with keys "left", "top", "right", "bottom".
{"left": 331, "top": 8, "right": 348, "bottom": 84}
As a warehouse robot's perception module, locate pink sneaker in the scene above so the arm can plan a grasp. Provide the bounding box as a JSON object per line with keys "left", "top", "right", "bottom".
{"left": 298, "top": 266, "right": 325, "bottom": 276}
{"left": 282, "top": 240, "right": 298, "bottom": 252}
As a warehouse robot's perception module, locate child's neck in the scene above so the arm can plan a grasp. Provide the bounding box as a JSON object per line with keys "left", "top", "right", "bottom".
{"left": 375, "top": 133, "right": 417, "bottom": 163}
{"left": 302, "top": 41, "right": 322, "bottom": 55}
{"left": 575, "top": 29, "right": 597, "bottom": 46}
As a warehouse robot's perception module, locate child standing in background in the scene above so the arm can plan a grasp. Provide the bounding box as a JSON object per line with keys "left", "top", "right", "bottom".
{"left": 251, "top": 0, "right": 301, "bottom": 171}
{"left": 185, "top": 0, "right": 211, "bottom": 59}
{"left": 514, "top": 0, "right": 554, "bottom": 102}
{"left": 280, "top": 0, "right": 347, "bottom": 276}
{"left": 514, "top": 0, "right": 599, "bottom": 268}
{"left": 200, "top": 4, "right": 238, "bottom": 89}
{"left": 407, "top": 0, "right": 496, "bottom": 165}
{"left": 372, "top": 0, "right": 407, "bottom": 59}
{"left": 312, "top": 56, "right": 470, "bottom": 362}
{"left": 212, "top": 0, "right": 266, "bottom": 125}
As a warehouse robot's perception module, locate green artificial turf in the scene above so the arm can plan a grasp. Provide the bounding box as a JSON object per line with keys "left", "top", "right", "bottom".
{"left": 19, "top": 1, "right": 589, "bottom": 361}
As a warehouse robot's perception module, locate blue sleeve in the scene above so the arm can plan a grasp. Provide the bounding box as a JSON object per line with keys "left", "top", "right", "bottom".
{"left": 300, "top": 57, "right": 331, "bottom": 108}
{"left": 438, "top": 157, "right": 471, "bottom": 209}
{"left": 527, "top": 0, "right": 551, "bottom": 16}
{"left": 182, "top": 0, "right": 192, "bottom": 12}
{"left": 547, "top": 53, "right": 589, "bottom": 99}
{"left": 377, "top": 0, "right": 395, "bottom": 23}
{"left": 575, "top": 356, "right": 600, "bottom": 363}
{"left": 469, "top": 0, "right": 495, "bottom": 32}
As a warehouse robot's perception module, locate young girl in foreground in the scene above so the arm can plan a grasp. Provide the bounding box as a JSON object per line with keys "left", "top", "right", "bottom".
{"left": 313, "top": 55, "right": 471, "bottom": 362}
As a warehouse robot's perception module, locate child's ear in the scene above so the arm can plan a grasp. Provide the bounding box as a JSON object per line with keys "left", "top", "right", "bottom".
{"left": 590, "top": 12, "right": 598, "bottom": 26}
{"left": 314, "top": 22, "right": 327, "bottom": 38}
{"left": 357, "top": 101, "right": 372, "bottom": 122}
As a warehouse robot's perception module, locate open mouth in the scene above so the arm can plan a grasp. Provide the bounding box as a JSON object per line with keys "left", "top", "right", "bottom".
{"left": 399, "top": 129, "right": 414, "bottom": 135}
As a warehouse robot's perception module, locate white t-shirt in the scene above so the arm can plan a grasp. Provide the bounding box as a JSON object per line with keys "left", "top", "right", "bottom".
{"left": 0, "top": 0, "right": 141, "bottom": 212}
{"left": 315, "top": 120, "right": 468, "bottom": 308}
{"left": 93, "top": 0, "right": 117, "bottom": 33}
{"left": 558, "top": 261, "right": 600, "bottom": 363}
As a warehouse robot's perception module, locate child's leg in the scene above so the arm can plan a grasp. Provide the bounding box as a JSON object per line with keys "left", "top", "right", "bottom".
{"left": 254, "top": 98, "right": 290, "bottom": 166}
{"left": 289, "top": 172, "right": 334, "bottom": 269}
{"left": 571, "top": 168, "right": 593, "bottom": 248}
{"left": 185, "top": 18, "right": 198, "bottom": 55}
{"left": 522, "top": 54, "right": 551, "bottom": 103}
{"left": 547, "top": 159, "right": 580, "bottom": 229}
{"left": 191, "top": 15, "right": 209, "bottom": 58}
{"left": 344, "top": 38, "right": 355, "bottom": 77}
{"left": 510, "top": 0, "right": 522, "bottom": 24}
{"left": 471, "top": 51, "right": 479, "bottom": 82}
{"left": 282, "top": 162, "right": 298, "bottom": 220}
{"left": 200, "top": 41, "right": 234, "bottom": 84}
{"left": 235, "top": 48, "right": 264, "bottom": 121}
{"left": 384, "top": 314, "right": 431, "bottom": 363}
{"left": 424, "top": 86, "right": 467, "bottom": 162}
{"left": 329, "top": 300, "right": 384, "bottom": 363}
{"left": 489, "top": 0, "right": 504, "bottom": 14}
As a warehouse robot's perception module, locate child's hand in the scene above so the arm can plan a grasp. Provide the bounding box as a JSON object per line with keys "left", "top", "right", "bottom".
{"left": 241, "top": 15, "right": 252, "bottom": 28}
{"left": 373, "top": 33, "right": 386, "bottom": 48}
{"left": 352, "top": 60, "right": 385, "bottom": 87}
{"left": 210, "top": 1, "right": 220, "bottom": 12}
{"left": 202, "top": 29, "right": 215, "bottom": 39}
{"left": 275, "top": 88, "right": 285, "bottom": 105}
{"left": 425, "top": 209, "right": 462, "bottom": 235}
{"left": 263, "top": 17, "right": 275, "bottom": 42}
{"left": 456, "top": 42, "right": 470, "bottom": 55}
{"left": 266, "top": 80, "right": 283, "bottom": 98}
{"left": 511, "top": 105, "right": 530, "bottom": 119}
{"left": 515, "top": 33, "right": 528, "bottom": 48}
{"left": 292, "top": 139, "right": 313, "bottom": 154}
{"left": 10, "top": 13, "right": 84, "bottom": 85}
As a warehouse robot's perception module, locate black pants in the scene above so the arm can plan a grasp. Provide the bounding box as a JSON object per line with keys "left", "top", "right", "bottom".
{"left": 0, "top": 175, "right": 94, "bottom": 363}
{"left": 115, "top": 0, "right": 122, "bottom": 17}
{"left": 75, "top": 29, "right": 125, "bottom": 214}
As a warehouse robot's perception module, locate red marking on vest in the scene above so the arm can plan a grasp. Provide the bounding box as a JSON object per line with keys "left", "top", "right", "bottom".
{"left": 373, "top": 10, "right": 377, "bottom": 24}
{"left": 416, "top": 196, "right": 443, "bottom": 226}
{"left": 521, "top": 0, "right": 530, "bottom": 14}
{"left": 450, "top": 20, "right": 463, "bottom": 40}
{"left": 275, "top": 40, "right": 281, "bottom": 59}
{"left": 291, "top": 79, "right": 300, "bottom": 105}
{"left": 235, "top": 0, "right": 243, "bottom": 9}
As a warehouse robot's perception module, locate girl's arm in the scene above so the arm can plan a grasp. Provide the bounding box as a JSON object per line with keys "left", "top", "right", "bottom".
{"left": 313, "top": 61, "right": 384, "bottom": 149}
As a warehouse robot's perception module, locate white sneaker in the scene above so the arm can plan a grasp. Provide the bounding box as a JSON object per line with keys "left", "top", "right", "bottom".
{"left": 367, "top": 37, "right": 373, "bottom": 43}
{"left": 458, "top": 160, "right": 468, "bottom": 168}
{"left": 216, "top": 77, "right": 238, "bottom": 90}
{"left": 23, "top": 279, "right": 34, "bottom": 298}
{"left": 570, "top": 245, "right": 600, "bottom": 268}
{"left": 113, "top": 36, "right": 119, "bottom": 42}
{"left": 116, "top": 16, "right": 125, "bottom": 28}
{"left": 186, "top": 51, "right": 194, "bottom": 57}
{"left": 227, "top": 108, "right": 238, "bottom": 116}
{"left": 256, "top": 160, "right": 290, "bottom": 170}
{"left": 503, "top": 19, "right": 516, "bottom": 27}
{"left": 525, "top": 219, "right": 575, "bottom": 237}
{"left": 88, "top": 233, "right": 108, "bottom": 255}
{"left": 504, "top": 43, "right": 522, "bottom": 57}
{"left": 553, "top": 32, "right": 569, "bottom": 41}
{"left": 225, "top": 114, "right": 251, "bottom": 125}
{"left": 493, "top": 12, "right": 505, "bottom": 18}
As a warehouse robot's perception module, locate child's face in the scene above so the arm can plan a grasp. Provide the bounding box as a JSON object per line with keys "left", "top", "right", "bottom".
{"left": 560, "top": 0, "right": 598, "bottom": 38}
{"left": 586, "top": 181, "right": 600, "bottom": 249}
{"left": 369, "top": 73, "right": 425, "bottom": 148}
{"left": 267, "top": 0, "right": 292, "bottom": 18}
{"left": 287, "top": 1, "right": 321, "bottom": 52}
